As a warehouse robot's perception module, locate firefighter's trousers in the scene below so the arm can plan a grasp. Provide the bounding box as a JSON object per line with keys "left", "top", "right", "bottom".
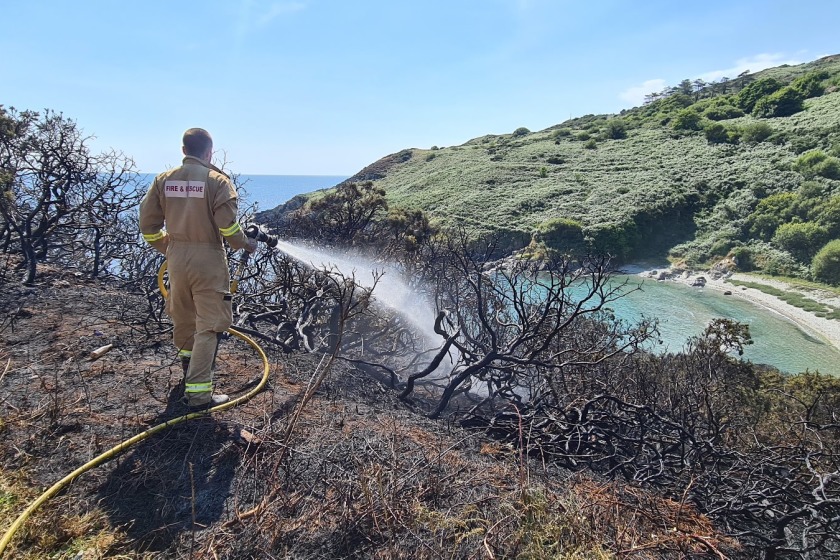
{"left": 165, "top": 241, "right": 232, "bottom": 406}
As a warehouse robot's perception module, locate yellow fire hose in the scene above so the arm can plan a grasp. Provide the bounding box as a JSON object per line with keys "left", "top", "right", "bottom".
{"left": 0, "top": 257, "right": 271, "bottom": 557}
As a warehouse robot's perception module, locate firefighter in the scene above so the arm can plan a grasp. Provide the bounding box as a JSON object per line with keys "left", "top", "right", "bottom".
{"left": 139, "top": 128, "right": 257, "bottom": 409}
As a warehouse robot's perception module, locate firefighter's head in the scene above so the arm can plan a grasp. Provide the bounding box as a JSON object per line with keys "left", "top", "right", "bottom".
{"left": 182, "top": 128, "right": 213, "bottom": 163}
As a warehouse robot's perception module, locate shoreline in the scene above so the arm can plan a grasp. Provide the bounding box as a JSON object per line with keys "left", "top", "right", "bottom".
{"left": 630, "top": 266, "right": 840, "bottom": 355}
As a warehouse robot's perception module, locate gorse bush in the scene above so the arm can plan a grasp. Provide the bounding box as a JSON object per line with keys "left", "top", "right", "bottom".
{"left": 747, "top": 192, "right": 804, "bottom": 240}
{"left": 799, "top": 180, "right": 827, "bottom": 199}
{"left": 704, "top": 122, "right": 728, "bottom": 144}
{"left": 794, "top": 149, "right": 840, "bottom": 179}
{"left": 671, "top": 108, "right": 703, "bottom": 131}
{"left": 810, "top": 195, "right": 840, "bottom": 236}
{"left": 765, "top": 250, "right": 808, "bottom": 277}
{"left": 584, "top": 221, "right": 638, "bottom": 260}
{"left": 752, "top": 86, "right": 805, "bottom": 118}
{"left": 772, "top": 221, "right": 830, "bottom": 262}
{"left": 603, "top": 119, "right": 627, "bottom": 139}
{"left": 703, "top": 100, "right": 745, "bottom": 121}
{"left": 818, "top": 158, "right": 840, "bottom": 179}
{"left": 812, "top": 239, "right": 840, "bottom": 285}
{"left": 735, "top": 77, "right": 783, "bottom": 113}
{"left": 740, "top": 121, "right": 774, "bottom": 143}
{"left": 704, "top": 122, "right": 738, "bottom": 144}
{"left": 533, "top": 217, "right": 585, "bottom": 254}
{"left": 790, "top": 70, "right": 829, "bottom": 98}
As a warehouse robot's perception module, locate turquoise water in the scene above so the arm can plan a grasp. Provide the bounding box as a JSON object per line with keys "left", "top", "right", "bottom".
{"left": 609, "top": 275, "right": 840, "bottom": 376}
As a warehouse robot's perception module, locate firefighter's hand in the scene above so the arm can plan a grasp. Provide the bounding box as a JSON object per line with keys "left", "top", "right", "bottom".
{"left": 244, "top": 237, "right": 258, "bottom": 253}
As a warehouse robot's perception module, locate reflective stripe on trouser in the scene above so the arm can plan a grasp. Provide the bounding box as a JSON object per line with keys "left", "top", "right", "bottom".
{"left": 165, "top": 242, "right": 232, "bottom": 406}
{"left": 185, "top": 382, "right": 212, "bottom": 393}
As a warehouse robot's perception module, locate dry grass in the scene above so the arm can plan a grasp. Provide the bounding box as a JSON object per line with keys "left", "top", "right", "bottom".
{"left": 0, "top": 470, "right": 139, "bottom": 559}
{"left": 0, "top": 268, "right": 739, "bottom": 559}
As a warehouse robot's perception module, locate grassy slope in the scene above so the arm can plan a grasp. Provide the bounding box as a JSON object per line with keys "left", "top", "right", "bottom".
{"left": 337, "top": 56, "right": 840, "bottom": 261}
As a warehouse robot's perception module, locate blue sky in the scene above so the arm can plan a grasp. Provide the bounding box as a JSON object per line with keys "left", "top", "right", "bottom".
{"left": 2, "top": 1, "right": 837, "bottom": 175}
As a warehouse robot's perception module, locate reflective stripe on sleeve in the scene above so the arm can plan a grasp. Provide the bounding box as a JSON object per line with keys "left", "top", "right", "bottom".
{"left": 143, "top": 230, "right": 166, "bottom": 243}
{"left": 219, "top": 222, "right": 241, "bottom": 237}
{"left": 184, "top": 382, "right": 212, "bottom": 394}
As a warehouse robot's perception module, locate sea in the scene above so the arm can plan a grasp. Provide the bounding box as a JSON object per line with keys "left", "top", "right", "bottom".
{"left": 237, "top": 174, "right": 348, "bottom": 211}
{"left": 135, "top": 173, "right": 840, "bottom": 376}
{"left": 137, "top": 173, "right": 348, "bottom": 212}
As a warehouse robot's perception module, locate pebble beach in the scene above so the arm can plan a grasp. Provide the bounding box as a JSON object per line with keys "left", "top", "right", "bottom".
{"left": 668, "top": 271, "right": 840, "bottom": 354}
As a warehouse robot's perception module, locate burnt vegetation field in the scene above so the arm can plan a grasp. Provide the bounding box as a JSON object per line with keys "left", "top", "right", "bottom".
{"left": 1, "top": 103, "right": 840, "bottom": 559}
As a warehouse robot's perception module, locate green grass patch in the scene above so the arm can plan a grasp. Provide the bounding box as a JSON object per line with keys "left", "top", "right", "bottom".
{"left": 742, "top": 273, "right": 840, "bottom": 297}
{"left": 728, "top": 279, "right": 840, "bottom": 320}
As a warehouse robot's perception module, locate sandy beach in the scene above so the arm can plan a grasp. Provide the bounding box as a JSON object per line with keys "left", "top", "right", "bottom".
{"left": 649, "top": 269, "right": 840, "bottom": 354}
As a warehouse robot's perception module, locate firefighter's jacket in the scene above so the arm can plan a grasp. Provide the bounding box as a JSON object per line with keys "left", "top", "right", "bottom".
{"left": 138, "top": 156, "right": 250, "bottom": 253}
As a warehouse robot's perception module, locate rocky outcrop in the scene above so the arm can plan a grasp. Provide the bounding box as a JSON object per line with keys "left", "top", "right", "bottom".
{"left": 710, "top": 256, "right": 737, "bottom": 280}
{"left": 255, "top": 193, "right": 309, "bottom": 231}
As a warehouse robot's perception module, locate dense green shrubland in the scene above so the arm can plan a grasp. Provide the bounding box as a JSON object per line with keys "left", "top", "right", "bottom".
{"left": 265, "top": 56, "right": 840, "bottom": 284}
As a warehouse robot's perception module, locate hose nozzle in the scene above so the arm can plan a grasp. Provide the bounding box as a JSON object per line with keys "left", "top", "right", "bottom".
{"left": 245, "top": 224, "right": 278, "bottom": 248}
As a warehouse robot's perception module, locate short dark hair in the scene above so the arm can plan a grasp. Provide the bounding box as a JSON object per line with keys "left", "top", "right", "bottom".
{"left": 182, "top": 128, "right": 213, "bottom": 157}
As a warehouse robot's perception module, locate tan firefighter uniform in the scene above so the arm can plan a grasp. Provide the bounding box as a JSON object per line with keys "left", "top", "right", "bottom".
{"left": 139, "top": 156, "right": 252, "bottom": 406}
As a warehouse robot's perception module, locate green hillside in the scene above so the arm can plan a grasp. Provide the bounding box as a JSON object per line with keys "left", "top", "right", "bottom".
{"left": 290, "top": 55, "right": 840, "bottom": 278}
